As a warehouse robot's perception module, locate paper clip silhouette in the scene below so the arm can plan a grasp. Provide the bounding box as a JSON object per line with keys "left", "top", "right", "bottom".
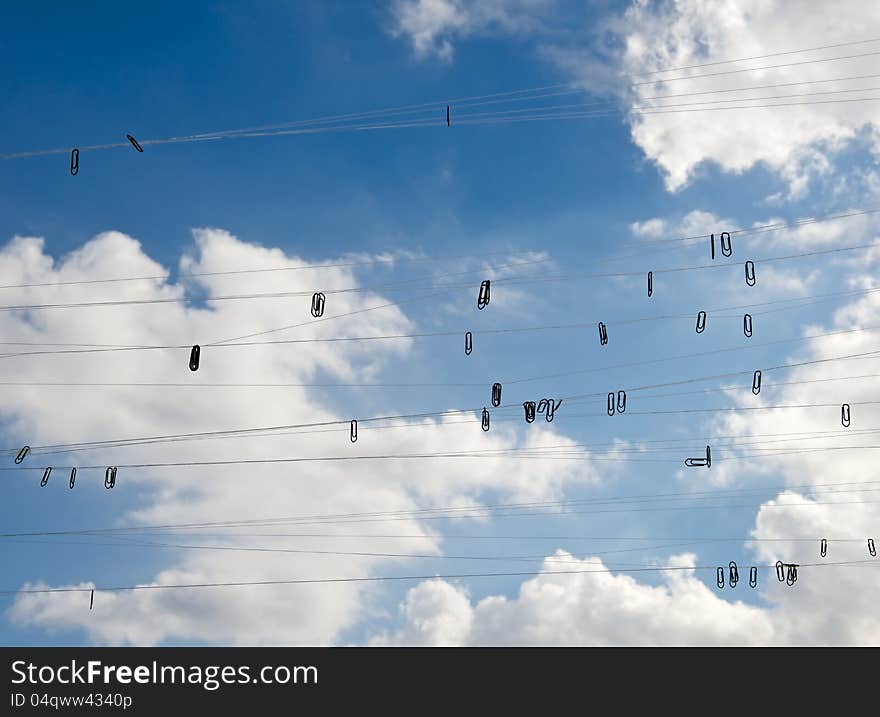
{"left": 684, "top": 445, "right": 711, "bottom": 468}
{"left": 695, "top": 310, "right": 707, "bottom": 333}
{"left": 465, "top": 331, "right": 473, "bottom": 356}
{"left": 482, "top": 408, "right": 490, "bottom": 432}
{"left": 752, "top": 370, "right": 762, "bottom": 395}
{"left": 70, "top": 148, "right": 79, "bottom": 176}
{"left": 745, "top": 260, "right": 756, "bottom": 287}
{"left": 40, "top": 467, "right": 52, "bottom": 487}
{"left": 537, "top": 398, "right": 561, "bottom": 422}
{"left": 90, "top": 589, "right": 94, "bottom": 610}
{"left": 350, "top": 420, "right": 358, "bottom": 443}
{"left": 311, "top": 292, "right": 326, "bottom": 318}
{"left": 647, "top": 271, "right": 653, "bottom": 298}
{"left": 749, "top": 566, "right": 758, "bottom": 588}
{"left": 617, "top": 390, "right": 626, "bottom": 413}
{"left": 189, "top": 344, "right": 201, "bottom": 372}
{"left": 710, "top": 234, "right": 716, "bottom": 260}
{"left": 716, "top": 567, "right": 724, "bottom": 588}
{"left": 104, "top": 466, "right": 117, "bottom": 490}
{"left": 14, "top": 446, "right": 30, "bottom": 464}
{"left": 820, "top": 538, "right": 827, "bottom": 557}
{"left": 491, "top": 383, "right": 502, "bottom": 408}
{"left": 446, "top": 105, "right": 450, "bottom": 127}
{"left": 786, "top": 564, "right": 798, "bottom": 586}
{"left": 126, "top": 134, "right": 144, "bottom": 152}
{"left": 607, "top": 392, "right": 615, "bottom": 416}
{"left": 523, "top": 401, "right": 536, "bottom": 423}
{"left": 598, "top": 322, "right": 608, "bottom": 346}
{"left": 841, "top": 403, "right": 851, "bottom": 427}
{"left": 729, "top": 561, "right": 739, "bottom": 588}
{"left": 775, "top": 561, "right": 785, "bottom": 582}
{"left": 743, "top": 313, "right": 753, "bottom": 337}
{"left": 720, "top": 232, "right": 732, "bottom": 257}
{"left": 69, "top": 467, "right": 77, "bottom": 490}
{"left": 869, "top": 538, "right": 876, "bottom": 557}
{"left": 477, "top": 280, "right": 491, "bottom": 310}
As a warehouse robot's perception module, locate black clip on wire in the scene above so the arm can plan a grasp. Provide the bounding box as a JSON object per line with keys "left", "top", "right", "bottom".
{"left": 720, "top": 231, "right": 732, "bottom": 257}
{"left": 311, "top": 292, "right": 326, "bottom": 318}
{"left": 189, "top": 344, "right": 200, "bottom": 371}
{"left": 786, "top": 564, "right": 798, "bottom": 586}
{"left": 745, "top": 260, "right": 756, "bottom": 287}
{"left": 70, "top": 148, "right": 79, "bottom": 176}
{"left": 743, "top": 313, "right": 753, "bottom": 337}
{"left": 598, "top": 322, "right": 608, "bottom": 346}
{"left": 729, "top": 561, "right": 739, "bottom": 588}
{"left": 14, "top": 446, "right": 30, "bottom": 464}
{"left": 820, "top": 538, "right": 827, "bottom": 558}
{"left": 464, "top": 331, "right": 473, "bottom": 356}
{"left": 647, "top": 271, "right": 653, "bottom": 298}
{"left": 104, "top": 466, "right": 117, "bottom": 489}
{"left": 775, "top": 561, "right": 785, "bottom": 582}
{"left": 477, "top": 280, "right": 490, "bottom": 310}
{"left": 607, "top": 392, "right": 615, "bottom": 416}
{"left": 481, "top": 408, "right": 490, "bottom": 432}
{"left": 69, "top": 467, "right": 77, "bottom": 490}
{"left": 749, "top": 566, "right": 758, "bottom": 588}
{"left": 350, "top": 420, "right": 358, "bottom": 443}
{"left": 752, "top": 370, "right": 762, "bottom": 395}
{"left": 126, "top": 134, "right": 144, "bottom": 152}
{"left": 696, "top": 310, "right": 707, "bottom": 334}
{"left": 523, "top": 401, "right": 536, "bottom": 424}
{"left": 716, "top": 567, "right": 724, "bottom": 589}
{"left": 684, "top": 445, "right": 712, "bottom": 468}
{"left": 869, "top": 538, "right": 877, "bottom": 557}
{"left": 841, "top": 403, "right": 851, "bottom": 427}
{"left": 40, "top": 467, "right": 52, "bottom": 487}
{"left": 491, "top": 382, "right": 502, "bottom": 408}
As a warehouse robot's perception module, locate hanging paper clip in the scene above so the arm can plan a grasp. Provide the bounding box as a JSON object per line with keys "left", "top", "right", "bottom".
{"left": 684, "top": 445, "right": 711, "bottom": 468}
{"left": 350, "top": 420, "right": 358, "bottom": 443}
{"left": 90, "top": 589, "right": 94, "bottom": 610}
{"left": 869, "top": 538, "right": 876, "bottom": 557}
{"left": 464, "top": 331, "right": 473, "bottom": 356}
{"left": 752, "top": 370, "right": 762, "bottom": 396}
{"left": 310, "top": 292, "right": 326, "bottom": 318}
{"left": 491, "top": 382, "right": 502, "bottom": 408}
{"left": 70, "top": 148, "right": 79, "bottom": 176}
{"left": 40, "top": 467, "right": 52, "bottom": 487}
{"left": 729, "top": 561, "right": 739, "bottom": 588}
{"left": 69, "top": 467, "right": 77, "bottom": 490}
{"left": 841, "top": 403, "right": 851, "bottom": 427}
{"left": 104, "top": 466, "right": 117, "bottom": 489}
{"left": 720, "top": 231, "right": 732, "bottom": 257}
{"left": 716, "top": 567, "right": 724, "bottom": 588}
{"left": 189, "top": 344, "right": 201, "bottom": 372}
{"left": 126, "top": 134, "right": 144, "bottom": 152}
{"left": 820, "top": 538, "right": 827, "bottom": 558}
{"left": 14, "top": 446, "right": 30, "bottom": 464}
{"left": 743, "top": 313, "right": 753, "bottom": 338}
{"left": 647, "top": 271, "right": 653, "bottom": 298}
{"left": 749, "top": 566, "right": 758, "bottom": 588}
{"left": 617, "top": 390, "right": 627, "bottom": 413}
{"left": 477, "top": 280, "right": 491, "bottom": 310}
{"left": 710, "top": 233, "right": 716, "bottom": 260}
{"left": 775, "top": 561, "right": 785, "bottom": 582}
{"left": 745, "top": 260, "right": 756, "bottom": 287}
{"left": 786, "top": 564, "right": 798, "bottom": 586}
{"left": 536, "top": 398, "right": 561, "bottom": 422}
{"left": 481, "top": 407, "right": 490, "bottom": 432}
{"left": 523, "top": 401, "right": 536, "bottom": 424}
{"left": 446, "top": 105, "right": 450, "bottom": 127}
{"left": 695, "top": 310, "right": 707, "bottom": 333}
{"left": 598, "top": 322, "right": 608, "bottom": 346}
{"left": 607, "top": 392, "right": 615, "bottom": 416}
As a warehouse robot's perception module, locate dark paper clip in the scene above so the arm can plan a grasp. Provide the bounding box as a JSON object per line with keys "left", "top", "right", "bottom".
{"left": 820, "top": 538, "right": 827, "bottom": 557}
{"left": 729, "top": 561, "right": 739, "bottom": 588}
{"left": 749, "top": 566, "right": 758, "bottom": 588}
{"left": 311, "top": 292, "right": 326, "bottom": 318}
{"left": 126, "top": 134, "right": 144, "bottom": 152}
{"left": 446, "top": 105, "right": 450, "bottom": 127}
{"left": 841, "top": 403, "right": 851, "bottom": 427}
{"left": 104, "top": 466, "right": 117, "bottom": 489}
{"left": 607, "top": 392, "right": 615, "bottom": 416}
{"left": 720, "top": 231, "right": 732, "bottom": 257}
{"left": 464, "top": 331, "right": 473, "bottom": 356}
{"left": 745, "top": 260, "right": 756, "bottom": 287}
{"left": 481, "top": 408, "right": 490, "bottom": 432}
{"left": 350, "top": 420, "right": 358, "bottom": 443}
{"left": 14, "top": 446, "right": 30, "bottom": 464}
{"left": 69, "top": 467, "right": 77, "bottom": 490}
{"left": 617, "top": 390, "right": 626, "bottom": 413}
{"left": 477, "top": 280, "right": 491, "bottom": 310}
{"left": 90, "top": 589, "right": 94, "bottom": 610}
{"left": 537, "top": 398, "right": 561, "bottom": 422}
{"left": 40, "top": 467, "right": 52, "bottom": 487}
{"left": 647, "top": 271, "right": 653, "bottom": 298}
{"left": 743, "top": 313, "right": 753, "bottom": 337}
{"left": 491, "top": 382, "right": 502, "bottom": 408}
{"left": 598, "top": 322, "right": 608, "bottom": 346}
{"left": 776, "top": 561, "right": 785, "bottom": 582}
{"left": 752, "top": 370, "right": 762, "bottom": 395}
{"left": 695, "top": 310, "right": 707, "bottom": 333}
{"left": 716, "top": 567, "right": 724, "bottom": 588}
{"left": 685, "top": 445, "right": 711, "bottom": 468}
{"left": 869, "top": 538, "right": 876, "bottom": 557}
{"left": 523, "top": 401, "right": 536, "bottom": 424}
{"left": 70, "top": 148, "right": 79, "bottom": 176}
{"left": 786, "top": 564, "right": 798, "bottom": 586}
{"left": 189, "top": 344, "right": 201, "bottom": 372}
{"left": 710, "top": 233, "right": 716, "bottom": 261}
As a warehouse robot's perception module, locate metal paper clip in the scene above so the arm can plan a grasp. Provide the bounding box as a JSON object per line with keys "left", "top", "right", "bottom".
{"left": 695, "top": 310, "right": 707, "bottom": 333}
{"left": 523, "top": 401, "right": 536, "bottom": 424}
{"left": 350, "top": 420, "right": 358, "bottom": 443}
{"left": 537, "top": 398, "right": 561, "bottom": 422}
{"left": 729, "top": 561, "right": 739, "bottom": 588}
{"left": 69, "top": 467, "right": 77, "bottom": 490}
{"left": 491, "top": 383, "right": 502, "bottom": 408}
{"left": 607, "top": 392, "right": 615, "bottom": 416}
{"left": 598, "top": 322, "right": 608, "bottom": 346}
{"left": 40, "top": 467, "right": 52, "bottom": 487}
{"left": 786, "top": 564, "right": 798, "bottom": 586}
{"left": 745, "top": 260, "right": 756, "bottom": 287}
{"left": 841, "top": 403, "right": 851, "bottom": 427}
{"left": 869, "top": 538, "right": 877, "bottom": 557}
{"left": 14, "top": 446, "right": 30, "bottom": 464}
{"left": 90, "top": 589, "right": 94, "bottom": 610}
{"left": 477, "top": 280, "right": 491, "bottom": 310}
{"left": 716, "top": 567, "right": 724, "bottom": 588}
{"left": 126, "top": 134, "right": 144, "bottom": 152}
{"left": 446, "top": 105, "right": 450, "bottom": 127}
{"left": 710, "top": 233, "right": 716, "bottom": 260}
{"left": 720, "top": 231, "right": 732, "bottom": 257}
{"left": 647, "top": 271, "right": 653, "bottom": 298}
{"left": 752, "top": 370, "right": 762, "bottom": 395}
{"left": 104, "top": 466, "right": 117, "bottom": 489}
{"left": 70, "top": 148, "right": 79, "bottom": 176}
{"left": 684, "top": 445, "right": 711, "bottom": 468}
{"left": 189, "top": 344, "right": 201, "bottom": 372}
{"left": 482, "top": 408, "right": 490, "bottom": 432}
{"left": 775, "top": 561, "right": 785, "bottom": 582}
{"left": 743, "top": 313, "right": 753, "bottom": 337}
{"left": 820, "top": 538, "right": 827, "bottom": 557}
{"left": 617, "top": 390, "right": 626, "bottom": 413}
{"left": 311, "top": 292, "right": 326, "bottom": 318}
{"left": 749, "top": 566, "right": 758, "bottom": 588}
{"left": 464, "top": 331, "right": 473, "bottom": 356}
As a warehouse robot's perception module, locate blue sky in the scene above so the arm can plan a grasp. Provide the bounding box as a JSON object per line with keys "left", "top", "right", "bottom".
{"left": 2, "top": 1, "right": 880, "bottom": 646}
